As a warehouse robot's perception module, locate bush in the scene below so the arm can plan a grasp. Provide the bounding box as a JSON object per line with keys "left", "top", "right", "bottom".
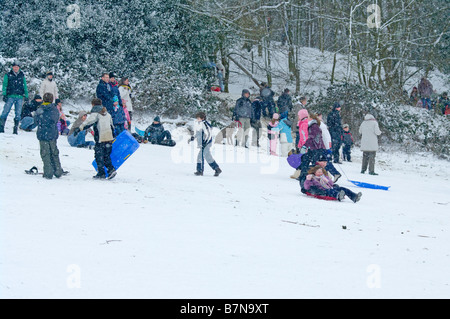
{"left": 311, "top": 83, "right": 450, "bottom": 159}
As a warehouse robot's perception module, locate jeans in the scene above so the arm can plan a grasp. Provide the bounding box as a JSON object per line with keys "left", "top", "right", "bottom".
{"left": 421, "top": 98, "right": 432, "bottom": 110}
{"left": 1, "top": 97, "right": 23, "bottom": 122}
{"left": 68, "top": 131, "right": 95, "bottom": 148}
{"left": 20, "top": 116, "right": 36, "bottom": 131}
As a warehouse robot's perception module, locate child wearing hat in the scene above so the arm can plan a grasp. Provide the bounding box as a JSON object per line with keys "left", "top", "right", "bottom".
{"left": 143, "top": 116, "right": 173, "bottom": 145}
{"left": 342, "top": 124, "right": 354, "bottom": 162}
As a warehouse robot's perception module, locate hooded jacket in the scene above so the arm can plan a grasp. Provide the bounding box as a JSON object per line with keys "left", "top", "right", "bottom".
{"left": 304, "top": 120, "right": 325, "bottom": 150}
{"left": 79, "top": 107, "right": 114, "bottom": 143}
{"left": 359, "top": 114, "right": 381, "bottom": 152}
{"left": 34, "top": 102, "right": 60, "bottom": 141}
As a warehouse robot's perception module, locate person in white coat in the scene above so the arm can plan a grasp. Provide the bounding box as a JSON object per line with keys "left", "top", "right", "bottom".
{"left": 39, "top": 72, "right": 59, "bottom": 102}
{"left": 119, "top": 77, "right": 133, "bottom": 129}
{"left": 359, "top": 113, "right": 382, "bottom": 175}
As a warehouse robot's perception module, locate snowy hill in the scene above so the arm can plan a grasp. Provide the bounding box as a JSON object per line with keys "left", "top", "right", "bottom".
{"left": 1, "top": 125, "right": 449, "bottom": 298}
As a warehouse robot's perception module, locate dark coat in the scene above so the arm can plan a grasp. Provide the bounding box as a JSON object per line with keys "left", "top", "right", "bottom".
{"left": 277, "top": 93, "right": 292, "bottom": 114}
{"left": 109, "top": 81, "right": 126, "bottom": 125}
{"left": 4, "top": 70, "right": 28, "bottom": 97}
{"left": 342, "top": 131, "right": 354, "bottom": 146}
{"left": 21, "top": 99, "right": 42, "bottom": 119}
{"left": 304, "top": 120, "right": 325, "bottom": 150}
{"left": 252, "top": 99, "right": 263, "bottom": 121}
{"left": 96, "top": 80, "right": 114, "bottom": 111}
{"left": 327, "top": 107, "right": 343, "bottom": 139}
{"left": 234, "top": 95, "right": 253, "bottom": 119}
{"left": 34, "top": 103, "right": 60, "bottom": 141}
{"left": 145, "top": 123, "right": 166, "bottom": 140}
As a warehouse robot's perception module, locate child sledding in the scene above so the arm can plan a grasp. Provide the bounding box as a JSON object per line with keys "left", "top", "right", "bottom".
{"left": 135, "top": 116, "right": 176, "bottom": 147}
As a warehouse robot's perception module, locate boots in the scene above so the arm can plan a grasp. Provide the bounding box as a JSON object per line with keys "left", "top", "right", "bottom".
{"left": 13, "top": 119, "right": 19, "bottom": 135}
{"left": 0, "top": 119, "right": 4, "bottom": 133}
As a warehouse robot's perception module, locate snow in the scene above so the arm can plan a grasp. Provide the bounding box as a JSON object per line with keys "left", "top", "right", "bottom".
{"left": 1, "top": 115, "right": 449, "bottom": 299}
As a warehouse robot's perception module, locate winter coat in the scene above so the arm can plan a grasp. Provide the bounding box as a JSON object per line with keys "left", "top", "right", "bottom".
{"left": 297, "top": 118, "right": 309, "bottom": 148}
{"left": 21, "top": 98, "right": 42, "bottom": 119}
{"left": 319, "top": 121, "right": 332, "bottom": 150}
{"left": 79, "top": 107, "right": 114, "bottom": 143}
{"left": 96, "top": 80, "right": 114, "bottom": 112}
{"left": 34, "top": 103, "right": 60, "bottom": 141}
{"left": 252, "top": 99, "right": 263, "bottom": 121}
{"left": 304, "top": 174, "right": 334, "bottom": 191}
{"left": 418, "top": 78, "right": 433, "bottom": 98}
{"left": 39, "top": 78, "right": 59, "bottom": 101}
{"left": 234, "top": 94, "right": 253, "bottom": 119}
{"left": 119, "top": 85, "right": 133, "bottom": 112}
{"left": 2, "top": 70, "right": 28, "bottom": 98}
{"left": 278, "top": 118, "right": 293, "bottom": 143}
{"left": 326, "top": 106, "right": 343, "bottom": 139}
{"left": 195, "top": 120, "right": 213, "bottom": 148}
{"left": 359, "top": 114, "right": 381, "bottom": 152}
{"left": 304, "top": 120, "right": 325, "bottom": 150}
{"left": 267, "top": 121, "right": 280, "bottom": 140}
{"left": 144, "top": 123, "right": 167, "bottom": 141}
{"left": 342, "top": 131, "right": 354, "bottom": 146}
{"left": 277, "top": 93, "right": 292, "bottom": 114}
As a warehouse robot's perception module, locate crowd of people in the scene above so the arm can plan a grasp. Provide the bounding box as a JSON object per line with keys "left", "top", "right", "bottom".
{"left": 0, "top": 61, "right": 443, "bottom": 201}
{"left": 409, "top": 77, "right": 449, "bottom": 115}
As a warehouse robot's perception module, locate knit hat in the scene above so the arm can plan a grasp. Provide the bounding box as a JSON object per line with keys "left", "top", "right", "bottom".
{"left": 12, "top": 61, "right": 21, "bottom": 67}
{"left": 33, "top": 94, "right": 42, "bottom": 100}
{"left": 343, "top": 124, "right": 349, "bottom": 129}
{"left": 272, "top": 113, "right": 280, "bottom": 120}
{"left": 298, "top": 109, "right": 308, "bottom": 120}
{"left": 55, "top": 99, "right": 61, "bottom": 104}
{"left": 109, "top": 72, "right": 116, "bottom": 79}
{"left": 46, "top": 71, "right": 53, "bottom": 76}
{"left": 333, "top": 102, "right": 341, "bottom": 110}
{"left": 317, "top": 154, "right": 328, "bottom": 162}
{"left": 154, "top": 116, "right": 161, "bottom": 122}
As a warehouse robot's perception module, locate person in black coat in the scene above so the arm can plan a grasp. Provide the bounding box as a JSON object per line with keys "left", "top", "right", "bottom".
{"left": 144, "top": 116, "right": 172, "bottom": 145}
{"left": 327, "top": 102, "right": 344, "bottom": 163}
{"left": 34, "top": 93, "right": 64, "bottom": 179}
{"left": 251, "top": 96, "right": 263, "bottom": 147}
{"left": 277, "top": 88, "right": 292, "bottom": 119}
{"left": 260, "top": 82, "right": 276, "bottom": 119}
{"left": 20, "top": 94, "right": 42, "bottom": 131}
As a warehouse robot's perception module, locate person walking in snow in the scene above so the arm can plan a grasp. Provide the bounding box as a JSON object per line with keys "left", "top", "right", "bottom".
{"left": 233, "top": 89, "right": 253, "bottom": 148}
{"left": 342, "top": 124, "right": 354, "bottom": 162}
{"left": 1, "top": 61, "right": 29, "bottom": 134}
{"left": 359, "top": 113, "right": 382, "bottom": 175}
{"left": 73, "top": 98, "right": 117, "bottom": 180}
{"left": 34, "top": 93, "right": 65, "bottom": 179}
{"left": 189, "top": 111, "right": 222, "bottom": 177}
{"left": 39, "top": 71, "right": 59, "bottom": 103}
{"left": 327, "top": 102, "right": 344, "bottom": 163}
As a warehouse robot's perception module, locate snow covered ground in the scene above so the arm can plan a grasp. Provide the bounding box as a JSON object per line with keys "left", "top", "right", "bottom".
{"left": 1, "top": 115, "right": 449, "bottom": 299}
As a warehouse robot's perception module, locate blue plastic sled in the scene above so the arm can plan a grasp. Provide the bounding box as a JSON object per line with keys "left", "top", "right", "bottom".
{"left": 349, "top": 180, "right": 390, "bottom": 191}
{"left": 92, "top": 130, "right": 140, "bottom": 176}
{"left": 135, "top": 127, "right": 145, "bottom": 137}
{"left": 287, "top": 153, "right": 302, "bottom": 169}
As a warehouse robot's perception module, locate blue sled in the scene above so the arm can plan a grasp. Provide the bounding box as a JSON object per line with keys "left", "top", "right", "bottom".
{"left": 92, "top": 130, "right": 140, "bottom": 176}
{"left": 349, "top": 180, "right": 390, "bottom": 191}
{"left": 135, "top": 127, "right": 145, "bottom": 137}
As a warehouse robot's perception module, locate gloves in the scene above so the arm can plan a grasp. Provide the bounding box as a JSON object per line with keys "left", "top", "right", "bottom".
{"left": 73, "top": 127, "right": 81, "bottom": 137}
{"left": 300, "top": 146, "right": 307, "bottom": 154}
{"left": 2, "top": 95, "right": 7, "bottom": 102}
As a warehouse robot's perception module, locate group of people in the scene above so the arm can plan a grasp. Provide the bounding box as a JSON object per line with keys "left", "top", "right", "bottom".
{"left": 409, "top": 77, "right": 449, "bottom": 115}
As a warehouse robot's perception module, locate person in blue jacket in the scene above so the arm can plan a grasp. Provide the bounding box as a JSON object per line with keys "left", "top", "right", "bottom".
{"left": 278, "top": 117, "right": 294, "bottom": 157}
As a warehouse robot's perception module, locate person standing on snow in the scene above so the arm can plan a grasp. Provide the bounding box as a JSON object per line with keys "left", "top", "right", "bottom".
{"left": 359, "top": 113, "right": 382, "bottom": 175}
{"left": 277, "top": 88, "right": 293, "bottom": 120}
{"left": 39, "top": 71, "right": 59, "bottom": 103}
{"left": 327, "top": 102, "right": 344, "bottom": 163}
{"left": 1, "top": 61, "right": 29, "bottom": 134}
{"left": 233, "top": 89, "right": 253, "bottom": 148}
